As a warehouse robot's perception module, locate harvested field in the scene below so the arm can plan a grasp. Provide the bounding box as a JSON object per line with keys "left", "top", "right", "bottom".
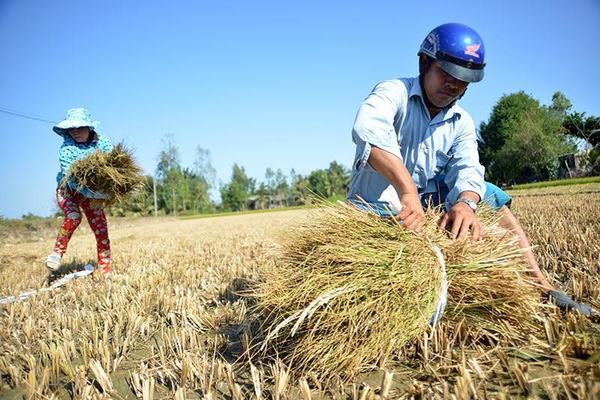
{"left": 1, "top": 185, "right": 599, "bottom": 399}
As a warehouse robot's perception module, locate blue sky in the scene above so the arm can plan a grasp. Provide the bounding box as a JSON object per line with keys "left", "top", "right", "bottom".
{"left": 1, "top": 0, "right": 599, "bottom": 218}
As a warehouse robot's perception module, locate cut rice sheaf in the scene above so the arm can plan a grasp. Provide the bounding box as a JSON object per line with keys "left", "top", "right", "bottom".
{"left": 247, "top": 200, "right": 543, "bottom": 379}
{"left": 62, "top": 142, "right": 145, "bottom": 207}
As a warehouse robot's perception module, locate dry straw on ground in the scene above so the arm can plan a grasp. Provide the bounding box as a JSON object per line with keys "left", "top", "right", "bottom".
{"left": 62, "top": 142, "right": 145, "bottom": 206}
{"left": 248, "top": 201, "right": 543, "bottom": 379}
{"left": 0, "top": 188, "right": 598, "bottom": 398}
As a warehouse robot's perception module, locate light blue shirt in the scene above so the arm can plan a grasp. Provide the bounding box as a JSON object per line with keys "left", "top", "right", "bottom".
{"left": 348, "top": 77, "right": 485, "bottom": 211}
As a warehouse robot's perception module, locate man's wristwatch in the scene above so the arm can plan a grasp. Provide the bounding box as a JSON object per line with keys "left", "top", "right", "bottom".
{"left": 455, "top": 198, "right": 478, "bottom": 212}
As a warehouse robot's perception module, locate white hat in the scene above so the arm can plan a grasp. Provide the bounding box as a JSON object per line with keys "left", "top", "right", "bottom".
{"left": 53, "top": 107, "right": 99, "bottom": 136}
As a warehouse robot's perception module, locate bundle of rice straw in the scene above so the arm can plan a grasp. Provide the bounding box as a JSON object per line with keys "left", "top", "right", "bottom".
{"left": 247, "top": 201, "right": 543, "bottom": 379}
{"left": 63, "top": 143, "right": 145, "bottom": 206}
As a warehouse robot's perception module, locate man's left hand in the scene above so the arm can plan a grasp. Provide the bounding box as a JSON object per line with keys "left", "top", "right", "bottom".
{"left": 438, "top": 202, "right": 484, "bottom": 240}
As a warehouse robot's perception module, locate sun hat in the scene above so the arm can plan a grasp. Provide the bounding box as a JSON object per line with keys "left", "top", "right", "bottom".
{"left": 53, "top": 107, "right": 99, "bottom": 136}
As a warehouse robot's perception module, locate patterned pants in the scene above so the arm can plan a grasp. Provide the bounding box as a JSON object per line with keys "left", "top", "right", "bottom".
{"left": 52, "top": 188, "right": 111, "bottom": 271}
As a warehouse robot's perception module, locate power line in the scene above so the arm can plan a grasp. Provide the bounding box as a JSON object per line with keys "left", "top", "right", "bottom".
{"left": 0, "top": 106, "right": 57, "bottom": 124}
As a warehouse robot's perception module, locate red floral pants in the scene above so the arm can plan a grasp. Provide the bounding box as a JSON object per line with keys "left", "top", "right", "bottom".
{"left": 52, "top": 188, "right": 111, "bottom": 271}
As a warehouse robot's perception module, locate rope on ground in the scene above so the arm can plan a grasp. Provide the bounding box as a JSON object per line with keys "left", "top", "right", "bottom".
{"left": 0, "top": 264, "right": 95, "bottom": 304}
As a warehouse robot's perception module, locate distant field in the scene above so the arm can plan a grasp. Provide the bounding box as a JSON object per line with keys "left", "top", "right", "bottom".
{"left": 1, "top": 184, "right": 598, "bottom": 398}
{"left": 508, "top": 182, "right": 600, "bottom": 197}
{"left": 509, "top": 175, "right": 600, "bottom": 190}
{"left": 179, "top": 205, "right": 307, "bottom": 220}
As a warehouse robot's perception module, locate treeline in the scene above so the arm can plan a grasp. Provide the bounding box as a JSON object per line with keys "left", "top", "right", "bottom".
{"left": 108, "top": 136, "right": 350, "bottom": 217}
{"left": 110, "top": 90, "right": 599, "bottom": 216}
{"left": 479, "top": 91, "right": 599, "bottom": 184}
{"left": 13, "top": 90, "right": 585, "bottom": 219}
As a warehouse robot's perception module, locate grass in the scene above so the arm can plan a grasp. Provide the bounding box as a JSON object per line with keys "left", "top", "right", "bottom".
{"left": 179, "top": 205, "right": 308, "bottom": 220}
{"left": 509, "top": 175, "right": 600, "bottom": 190}
{"left": 0, "top": 217, "right": 58, "bottom": 245}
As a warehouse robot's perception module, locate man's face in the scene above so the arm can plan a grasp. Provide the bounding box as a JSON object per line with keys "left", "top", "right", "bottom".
{"left": 422, "top": 61, "right": 469, "bottom": 109}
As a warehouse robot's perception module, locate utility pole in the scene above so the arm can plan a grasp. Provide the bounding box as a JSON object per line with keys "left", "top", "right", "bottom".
{"left": 153, "top": 176, "right": 158, "bottom": 217}
{"left": 172, "top": 188, "right": 177, "bottom": 217}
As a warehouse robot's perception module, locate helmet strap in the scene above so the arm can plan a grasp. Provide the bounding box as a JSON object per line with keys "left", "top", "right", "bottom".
{"left": 419, "top": 74, "right": 443, "bottom": 114}
{"left": 419, "top": 73, "right": 464, "bottom": 114}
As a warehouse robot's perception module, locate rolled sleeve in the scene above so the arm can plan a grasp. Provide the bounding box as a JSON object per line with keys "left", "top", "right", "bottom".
{"left": 352, "top": 80, "right": 405, "bottom": 163}
{"left": 444, "top": 117, "right": 486, "bottom": 206}
{"left": 353, "top": 140, "right": 373, "bottom": 170}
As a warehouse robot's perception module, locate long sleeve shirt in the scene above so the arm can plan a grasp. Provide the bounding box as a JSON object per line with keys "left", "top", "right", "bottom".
{"left": 347, "top": 77, "right": 485, "bottom": 212}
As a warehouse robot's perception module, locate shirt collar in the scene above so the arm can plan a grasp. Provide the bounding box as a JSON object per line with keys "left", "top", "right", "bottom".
{"left": 409, "top": 77, "right": 462, "bottom": 122}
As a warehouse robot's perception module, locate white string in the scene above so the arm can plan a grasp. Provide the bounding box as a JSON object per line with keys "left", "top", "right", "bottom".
{"left": 0, "top": 264, "right": 95, "bottom": 305}
{"left": 429, "top": 245, "right": 448, "bottom": 327}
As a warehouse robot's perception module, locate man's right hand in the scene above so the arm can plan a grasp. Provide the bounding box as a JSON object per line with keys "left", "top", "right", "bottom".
{"left": 398, "top": 192, "right": 425, "bottom": 231}
{"left": 367, "top": 146, "right": 425, "bottom": 231}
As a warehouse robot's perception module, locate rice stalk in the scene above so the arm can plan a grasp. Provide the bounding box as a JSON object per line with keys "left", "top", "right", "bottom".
{"left": 89, "top": 358, "right": 114, "bottom": 394}
{"left": 247, "top": 200, "right": 543, "bottom": 379}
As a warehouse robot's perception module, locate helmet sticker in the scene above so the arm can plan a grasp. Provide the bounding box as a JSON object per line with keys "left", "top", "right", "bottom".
{"left": 424, "top": 33, "right": 437, "bottom": 53}
{"left": 464, "top": 44, "right": 481, "bottom": 58}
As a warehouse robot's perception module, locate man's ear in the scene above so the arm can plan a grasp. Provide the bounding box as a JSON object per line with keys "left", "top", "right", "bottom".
{"left": 419, "top": 54, "right": 433, "bottom": 75}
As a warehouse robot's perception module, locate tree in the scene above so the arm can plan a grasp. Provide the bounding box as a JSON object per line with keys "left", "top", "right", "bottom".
{"left": 290, "top": 169, "right": 310, "bottom": 204}
{"left": 307, "top": 169, "right": 332, "bottom": 198}
{"left": 327, "top": 161, "right": 350, "bottom": 196}
{"left": 265, "top": 167, "right": 276, "bottom": 195}
{"left": 220, "top": 181, "right": 246, "bottom": 211}
{"left": 479, "top": 92, "right": 539, "bottom": 169}
{"left": 155, "top": 134, "right": 180, "bottom": 181}
{"left": 193, "top": 146, "right": 216, "bottom": 188}
{"left": 220, "top": 164, "right": 255, "bottom": 211}
{"left": 178, "top": 168, "right": 193, "bottom": 212}
{"left": 155, "top": 134, "right": 182, "bottom": 214}
{"left": 191, "top": 147, "right": 216, "bottom": 212}
{"left": 254, "top": 182, "right": 270, "bottom": 209}
{"left": 562, "top": 112, "right": 600, "bottom": 147}
{"left": 232, "top": 163, "right": 255, "bottom": 194}
{"left": 109, "top": 175, "right": 155, "bottom": 216}
{"left": 549, "top": 91, "right": 572, "bottom": 120}
{"left": 302, "top": 162, "right": 351, "bottom": 200}
{"left": 562, "top": 112, "right": 600, "bottom": 175}
{"left": 479, "top": 91, "right": 575, "bottom": 183}
{"left": 273, "top": 169, "right": 289, "bottom": 197}
{"left": 262, "top": 167, "right": 290, "bottom": 206}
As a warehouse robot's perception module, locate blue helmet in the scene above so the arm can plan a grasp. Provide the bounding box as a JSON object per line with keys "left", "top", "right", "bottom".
{"left": 418, "top": 23, "right": 485, "bottom": 83}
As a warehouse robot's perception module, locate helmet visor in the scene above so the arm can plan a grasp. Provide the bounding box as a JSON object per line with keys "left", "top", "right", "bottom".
{"left": 439, "top": 60, "right": 484, "bottom": 83}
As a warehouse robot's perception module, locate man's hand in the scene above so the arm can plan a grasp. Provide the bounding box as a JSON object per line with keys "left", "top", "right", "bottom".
{"left": 367, "top": 146, "right": 425, "bottom": 232}
{"left": 398, "top": 192, "right": 425, "bottom": 231}
{"left": 438, "top": 202, "right": 483, "bottom": 240}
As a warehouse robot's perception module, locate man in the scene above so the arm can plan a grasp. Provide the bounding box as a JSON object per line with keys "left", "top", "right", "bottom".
{"left": 348, "top": 23, "right": 593, "bottom": 316}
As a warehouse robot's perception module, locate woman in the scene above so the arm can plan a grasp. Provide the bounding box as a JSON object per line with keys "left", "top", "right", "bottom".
{"left": 46, "top": 107, "right": 113, "bottom": 276}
